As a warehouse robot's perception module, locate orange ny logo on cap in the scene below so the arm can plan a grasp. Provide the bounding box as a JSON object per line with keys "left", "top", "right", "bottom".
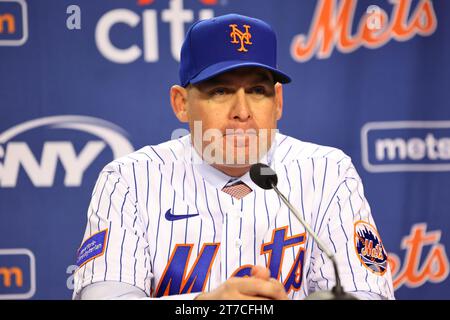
{"left": 229, "top": 24, "right": 252, "bottom": 52}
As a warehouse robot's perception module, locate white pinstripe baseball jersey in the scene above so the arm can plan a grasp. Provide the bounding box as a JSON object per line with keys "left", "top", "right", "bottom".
{"left": 73, "top": 132, "right": 395, "bottom": 299}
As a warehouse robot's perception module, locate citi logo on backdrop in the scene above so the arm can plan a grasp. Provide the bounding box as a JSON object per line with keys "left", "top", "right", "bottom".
{"left": 95, "top": 0, "right": 216, "bottom": 63}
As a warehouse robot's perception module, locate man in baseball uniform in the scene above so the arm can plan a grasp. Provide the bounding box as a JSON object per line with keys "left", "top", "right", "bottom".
{"left": 73, "top": 14, "right": 395, "bottom": 300}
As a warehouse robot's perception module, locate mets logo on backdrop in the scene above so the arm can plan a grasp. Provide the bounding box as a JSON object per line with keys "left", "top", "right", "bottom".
{"left": 388, "top": 223, "right": 449, "bottom": 290}
{"left": 291, "top": 0, "right": 437, "bottom": 62}
{"left": 354, "top": 221, "right": 388, "bottom": 275}
{"left": 361, "top": 121, "right": 450, "bottom": 173}
{"left": 229, "top": 24, "right": 252, "bottom": 52}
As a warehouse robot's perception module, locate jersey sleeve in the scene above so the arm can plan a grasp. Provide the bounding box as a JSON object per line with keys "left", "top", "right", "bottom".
{"left": 73, "top": 162, "right": 152, "bottom": 299}
{"left": 77, "top": 281, "right": 201, "bottom": 300}
{"left": 308, "top": 156, "right": 395, "bottom": 300}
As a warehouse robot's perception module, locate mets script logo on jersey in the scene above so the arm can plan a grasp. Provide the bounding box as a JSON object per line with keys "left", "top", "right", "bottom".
{"left": 0, "top": 0, "right": 28, "bottom": 46}
{"left": 0, "top": 248, "right": 36, "bottom": 300}
{"left": 291, "top": 0, "right": 437, "bottom": 62}
{"left": 361, "top": 121, "right": 450, "bottom": 173}
{"left": 154, "top": 226, "right": 306, "bottom": 297}
{"left": 354, "top": 221, "right": 388, "bottom": 275}
{"left": 229, "top": 24, "right": 252, "bottom": 52}
{"left": 96, "top": 0, "right": 217, "bottom": 63}
{"left": 388, "top": 223, "right": 449, "bottom": 290}
{"left": 0, "top": 115, "right": 134, "bottom": 188}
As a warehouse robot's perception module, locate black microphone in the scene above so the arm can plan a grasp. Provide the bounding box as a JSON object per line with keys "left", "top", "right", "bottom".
{"left": 250, "top": 163, "right": 357, "bottom": 300}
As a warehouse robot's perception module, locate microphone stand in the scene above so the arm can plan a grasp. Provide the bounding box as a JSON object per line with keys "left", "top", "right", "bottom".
{"left": 271, "top": 182, "right": 357, "bottom": 300}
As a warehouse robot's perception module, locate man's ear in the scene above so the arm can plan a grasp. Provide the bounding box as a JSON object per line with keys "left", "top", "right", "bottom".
{"left": 170, "top": 85, "right": 189, "bottom": 123}
{"left": 275, "top": 83, "right": 283, "bottom": 120}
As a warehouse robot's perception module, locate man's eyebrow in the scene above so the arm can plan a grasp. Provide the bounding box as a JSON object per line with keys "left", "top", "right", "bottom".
{"left": 240, "top": 72, "right": 274, "bottom": 84}
{"left": 196, "top": 72, "right": 274, "bottom": 89}
{"left": 197, "top": 77, "right": 235, "bottom": 87}
{"left": 228, "top": 71, "right": 274, "bottom": 84}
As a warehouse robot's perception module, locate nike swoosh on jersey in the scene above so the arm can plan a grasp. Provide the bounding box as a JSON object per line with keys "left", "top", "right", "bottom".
{"left": 164, "top": 209, "right": 200, "bottom": 221}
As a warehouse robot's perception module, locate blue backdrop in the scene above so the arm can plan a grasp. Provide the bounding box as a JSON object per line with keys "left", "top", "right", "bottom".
{"left": 0, "top": 0, "right": 449, "bottom": 299}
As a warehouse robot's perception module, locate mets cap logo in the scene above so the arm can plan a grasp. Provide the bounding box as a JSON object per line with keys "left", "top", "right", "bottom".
{"left": 354, "top": 221, "right": 388, "bottom": 275}
{"left": 229, "top": 24, "right": 252, "bottom": 52}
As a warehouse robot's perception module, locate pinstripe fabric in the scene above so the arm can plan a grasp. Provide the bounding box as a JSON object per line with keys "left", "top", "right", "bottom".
{"left": 73, "top": 133, "right": 395, "bottom": 300}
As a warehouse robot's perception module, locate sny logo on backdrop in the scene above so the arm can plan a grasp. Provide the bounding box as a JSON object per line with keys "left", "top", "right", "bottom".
{"left": 0, "top": 115, "right": 134, "bottom": 188}
{"left": 361, "top": 121, "right": 450, "bottom": 172}
{"left": 0, "top": 249, "right": 36, "bottom": 300}
{"left": 0, "top": 0, "right": 28, "bottom": 46}
{"left": 96, "top": 0, "right": 216, "bottom": 63}
{"left": 388, "top": 223, "right": 449, "bottom": 290}
{"left": 291, "top": 0, "right": 437, "bottom": 62}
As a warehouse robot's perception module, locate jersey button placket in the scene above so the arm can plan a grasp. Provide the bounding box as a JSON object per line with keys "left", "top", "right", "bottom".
{"left": 226, "top": 209, "right": 241, "bottom": 280}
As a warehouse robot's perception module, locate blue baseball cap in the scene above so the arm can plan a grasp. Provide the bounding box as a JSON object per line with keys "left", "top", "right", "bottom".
{"left": 179, "top": 14, "right": 291, "bottom": 87}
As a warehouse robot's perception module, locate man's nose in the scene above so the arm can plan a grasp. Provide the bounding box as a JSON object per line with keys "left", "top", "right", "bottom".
{"left": 231, "top": 88, "right": 251, "bottom": 121}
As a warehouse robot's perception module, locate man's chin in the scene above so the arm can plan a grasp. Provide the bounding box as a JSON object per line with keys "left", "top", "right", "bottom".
{"left": 204, "top": 157, "right": 255, "bottom": 168}
{"left": 211, "top": 163, "right": 253, "bottom": 177}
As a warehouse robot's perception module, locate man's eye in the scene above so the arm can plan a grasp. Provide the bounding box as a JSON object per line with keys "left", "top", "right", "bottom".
{"left": 211, "top": 88, "right": 228, "bottom": 96}
{"left": 251, "top": 86, "right": 266, "bottom": 95}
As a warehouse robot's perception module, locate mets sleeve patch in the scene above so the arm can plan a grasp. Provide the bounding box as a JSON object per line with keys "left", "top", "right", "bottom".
{"left": 76, "top": 229, "right": 108, "bottom": 268}
{"left": 353, "top": 221, "right": 388, "bottom": 275}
